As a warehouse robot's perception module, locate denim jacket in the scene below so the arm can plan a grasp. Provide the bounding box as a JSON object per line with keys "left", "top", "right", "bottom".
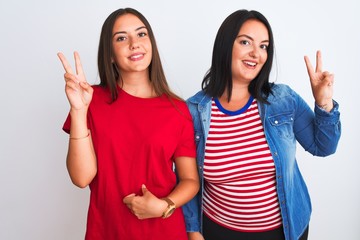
{"left": 182, "top": 84, "right": 341, "bottom": 240}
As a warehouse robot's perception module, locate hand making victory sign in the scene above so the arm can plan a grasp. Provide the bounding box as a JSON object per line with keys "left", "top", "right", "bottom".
{"left": 57, "top": 51, "right": 94, "bottom": 111}
{"left": 57, "top": 51, "right": 97, "bottom": 188}
{"left": 304, "top": 50, "right": 334, "bottom": 112}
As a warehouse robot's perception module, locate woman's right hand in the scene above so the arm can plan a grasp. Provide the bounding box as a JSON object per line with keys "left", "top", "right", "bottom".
{"left": 57, "top": 51, "right": 93, "bottom": 111}
{"left": 188, "top": 231, "right": 205, "bottom": 240}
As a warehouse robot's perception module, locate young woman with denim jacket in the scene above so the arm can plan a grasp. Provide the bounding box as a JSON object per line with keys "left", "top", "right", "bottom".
{"left": 183, "top": 9, "right": 341, "bottom": 240}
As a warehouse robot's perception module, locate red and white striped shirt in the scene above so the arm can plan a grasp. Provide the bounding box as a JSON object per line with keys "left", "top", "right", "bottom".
{"left": 203, "top": 98, "right": 282, "bottom": 232}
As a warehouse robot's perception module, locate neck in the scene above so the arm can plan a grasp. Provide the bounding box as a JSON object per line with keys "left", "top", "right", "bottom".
{"left": 219, "top": 83, "right": 251, "bottom": 111}
{"left": 119, "top": 71, "right": 156, "bottom": 98}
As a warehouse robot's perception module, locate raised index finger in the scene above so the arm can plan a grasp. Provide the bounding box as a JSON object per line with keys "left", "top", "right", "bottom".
{"left": 57, "top": 52, "right": 74, "bottom": 74}
{"left": 304, "top": 55, "right": 315, "bottom": 80}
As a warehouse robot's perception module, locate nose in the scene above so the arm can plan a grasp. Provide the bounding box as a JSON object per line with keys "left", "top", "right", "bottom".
{"left": 129, "top": 37, "right": 139, "bottom": 50}
{"left": 249, "top": 47, "right": 259, "bottom": 58}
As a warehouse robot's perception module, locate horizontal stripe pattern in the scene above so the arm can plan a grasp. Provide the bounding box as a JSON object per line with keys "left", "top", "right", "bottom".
{"left": 203, "top": 99, "right": 282, "bottom": 232}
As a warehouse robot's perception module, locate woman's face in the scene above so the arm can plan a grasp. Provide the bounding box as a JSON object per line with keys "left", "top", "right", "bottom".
{"left": 112, "top": 14, "right": 152, "bottom": 75}
{"left": 231, "top": 19, "right": 269, "bottom": 85}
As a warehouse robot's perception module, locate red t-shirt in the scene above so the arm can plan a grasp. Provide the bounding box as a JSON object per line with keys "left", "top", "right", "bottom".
{"left": 63, "top": 86, "right": 196, "bottom": 240}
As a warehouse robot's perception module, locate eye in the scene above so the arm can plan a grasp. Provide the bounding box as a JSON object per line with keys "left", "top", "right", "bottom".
{"left": 240, "top": 40, "right": 250, "bottom": 45}
{"left": 116, "top": 36, "right": 127, "bottom": 42}
{"left": 138, "top": 32, "right": 147, "bottom": 37}
{"left": 260, "top": 44, "right": 268, "bottom": 50}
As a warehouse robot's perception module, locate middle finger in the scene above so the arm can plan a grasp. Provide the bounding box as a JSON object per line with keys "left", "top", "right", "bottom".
{"left": 315, "top": 50, "right": 323, "bottom": 73}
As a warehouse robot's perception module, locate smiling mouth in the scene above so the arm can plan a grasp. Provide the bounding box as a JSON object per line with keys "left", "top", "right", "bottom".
{"left": 129, "top": 54, "right": 144, "bottom": 60}
{"left": 243, "top": 61, "right": 257, "bottom": 67}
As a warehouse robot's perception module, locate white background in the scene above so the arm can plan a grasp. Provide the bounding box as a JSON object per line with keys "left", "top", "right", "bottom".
{"left": 0, "top": 0, "right": 358, "bottom": 239}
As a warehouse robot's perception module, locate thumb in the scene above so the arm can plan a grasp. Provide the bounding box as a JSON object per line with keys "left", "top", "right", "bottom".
{"left": 141, "top": 184, "right": 148, "bottom": 195}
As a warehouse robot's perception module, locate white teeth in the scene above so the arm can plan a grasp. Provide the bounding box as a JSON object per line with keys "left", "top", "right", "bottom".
{"left": 244, "top": 61, "right": 256, "bottom": 66}
{"left": 131, "top": 54, "right": 142, "bottom": 59}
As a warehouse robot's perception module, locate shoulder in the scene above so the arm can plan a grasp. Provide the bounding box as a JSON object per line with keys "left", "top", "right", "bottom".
{"left": 186, "top": 91, "right": 212, "bottom": 112}
{"left": 263, "top": 83, "right": 308, "bottom": 113}
{"left": 187, "top": 90, "right": 207, "bottom": 104}
{"left": 171, "top": 97, "right": 188, "bottom": 111}
{"left": 166, "top": 97, "right": 194, "bottom": 123}
{"left": 89, "top": 85, "right": 113, "bottom": 105}
{"left": 92, "top": 85, "right": 112, "bottom": 97}
{"left": 268, "top": 83, "right": 299, "bottom": 102}
{"left": 270, "top": 83, "right": 294, "bottom": 95}
{"left": 92, "top": 85, "right": 108, "bottom": 94}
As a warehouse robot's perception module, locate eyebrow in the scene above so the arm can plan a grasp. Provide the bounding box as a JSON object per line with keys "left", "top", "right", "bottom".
{"left": 113, "top": 26, "right": 147, "bottom": 37}
{"left": 237, "top": 34, "right": 269, "bottom": 43}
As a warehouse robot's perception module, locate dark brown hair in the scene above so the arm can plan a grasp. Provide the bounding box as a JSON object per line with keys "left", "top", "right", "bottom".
{"left": 202, "top": 9, "right": 275, "bottom": 103}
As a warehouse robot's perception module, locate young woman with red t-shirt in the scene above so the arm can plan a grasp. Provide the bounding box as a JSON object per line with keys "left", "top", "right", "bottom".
{"left": 57, "top": 8, "right": 199, "bottom": 240}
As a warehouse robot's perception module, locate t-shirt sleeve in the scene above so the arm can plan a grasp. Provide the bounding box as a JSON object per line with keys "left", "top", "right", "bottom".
{"left": 174, "top": 105, "right": 196, "bottom": 159}
{"left": 62, "top": 113, "right": 71, "bottom": 134}
{"left": 62, "top": 112, "right": 90, "bottom": 134}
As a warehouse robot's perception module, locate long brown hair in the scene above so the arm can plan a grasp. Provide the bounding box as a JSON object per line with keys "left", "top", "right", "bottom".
{"left": 97, "top": 8, "right": 181, "bottom": 102}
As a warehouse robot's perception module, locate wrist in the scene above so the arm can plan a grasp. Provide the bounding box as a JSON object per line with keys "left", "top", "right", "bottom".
{"left": 161, "top": 197, "right": 176, "bottom": 219}
{"left": 69, "top": 108, "right": 88, "bottom": 128}
{"left": 316, "top": 100, "right": 333, "bottom": 112}
{"left": 70, "top": 107, "right": 88, "bottom": 117}
{"left": 69, "top": 130, "right": 90, "bottom": 140}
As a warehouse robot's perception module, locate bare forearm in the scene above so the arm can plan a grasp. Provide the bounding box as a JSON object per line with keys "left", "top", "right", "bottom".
{"left": 188, "top": 232, "right": 205, "bottom": 240}
{"left": 66, "top": 109, "right": 97, "bottom": 188}
{"left": 169, "top": 156, "right": 200, "bottom": 207}
{"left": 167, "top": 178, "right": 199, "bottom": 207}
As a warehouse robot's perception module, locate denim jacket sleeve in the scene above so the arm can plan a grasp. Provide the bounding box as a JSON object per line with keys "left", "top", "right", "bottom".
{"left": 182, "top": 99, "right": 202, "bottom": 232}
{"left": 182, "top": 190, "right": 202, "bottom": 232}
{"left": 289, "top": 86, "right": 341, "bottom": 156}
{"left": 265, "top": 84, "right": 341, "bottom": 157}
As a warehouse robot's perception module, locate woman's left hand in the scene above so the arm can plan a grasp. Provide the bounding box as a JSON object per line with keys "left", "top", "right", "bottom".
{"left": 123, "top": 185, "right": 167, "bottom": 219}
{"left": 304, "top": 50, "right": 334, "bottom": 111}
